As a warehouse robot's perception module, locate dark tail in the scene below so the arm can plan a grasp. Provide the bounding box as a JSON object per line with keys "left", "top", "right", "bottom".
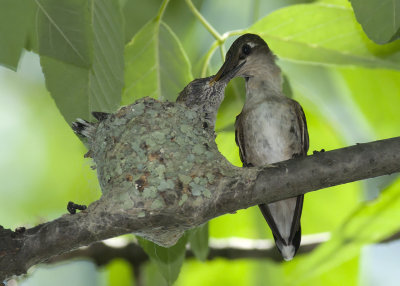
{"left": 72, "top": 111, "right": 110, "bottom": 138}
{"left": 258, "top": 195, "right": 303, "bottom": 261}
{"left": 71, "top": 118, "right": 95, "bottom": 139}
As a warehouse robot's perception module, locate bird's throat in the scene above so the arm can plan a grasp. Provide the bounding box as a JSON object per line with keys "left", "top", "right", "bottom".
{"left": 245, "top": 75, "right": 283, "bottom": 102}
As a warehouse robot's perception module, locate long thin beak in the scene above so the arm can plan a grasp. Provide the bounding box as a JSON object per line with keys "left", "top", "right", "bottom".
{"left": 209, "top": 60, "right": 245, "bottom": 85}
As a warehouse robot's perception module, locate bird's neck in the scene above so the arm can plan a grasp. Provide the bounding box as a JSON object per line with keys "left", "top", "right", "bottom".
{"left": 242, "top": 52, "right": 284, "bottom": 106}
{"left": 245, "top": 69, "right": 282, "bottom": 98}
{"left": 200, "top": 82, "right": 227, "bottom": 129}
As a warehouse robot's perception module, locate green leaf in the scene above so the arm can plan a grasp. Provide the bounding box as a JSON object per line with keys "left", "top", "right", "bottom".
{"left": 36, "top": 0, "right": 92, "bottom": 67}
{"left": 123, "top": 20, "right": 193, "bottom": 104}
{"left": 248, "top": 3, "right": 400, "bottom": 70}
{"left": 138, "top": 235, "right": 188, "bottom": 285}
{"left": 215, "top": 78, "right": 245, "bottom": 133}
{"left": 40, "top": 57, "right": 91, "bottom": 123}
{"left": 339, "top": 66, "right": 400, "bottom": 140}
{"left": 107, "top": 259, "right": 134, "bottom": 286}
{"left": 39, "top": 0, "right": 124, "bottom": 123}
{"left": 121, "top": 0, "right": 160, "bottom": 43}
{"left": 188, "top": 223, "right": 209, "bottom": 261}
{"left": 214, "top": 79, "right": 245, "bottom": 168}
{"left": 284, "top": 255, "right": 359, "bottom": 286}
{"left": 176, "top": 258, "right": 264, "bottom": 286}
{"left": 351, "top": 0, "right": 400, "bottom": 44}
{"left": 25, "top": 0, "right": 39, "bottom": 53}
{"left": 316, "top": 0, "right": 351, "bottom": 6}
{"left": 282, "top": 74, "right": 293, "bottom": 99}
{"left": 0, "top": 0, "right": 36, "bottom": 70}
{"left": 287, "top": 177, "right": 400, "bottom": 283}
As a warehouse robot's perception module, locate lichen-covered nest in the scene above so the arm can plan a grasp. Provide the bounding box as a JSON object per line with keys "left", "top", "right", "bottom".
{"left": 87, "top": 97, "right": 245, "bottom": 246}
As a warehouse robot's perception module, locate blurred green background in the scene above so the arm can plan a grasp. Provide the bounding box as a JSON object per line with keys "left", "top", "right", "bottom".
{"left": 1, "top": 0, "right": 400, "bottom": 285}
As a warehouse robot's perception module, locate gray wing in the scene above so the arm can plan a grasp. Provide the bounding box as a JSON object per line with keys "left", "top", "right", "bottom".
{"left": 235, "top": 112, "right": 251, "bottom": 167}
{"left": 284, "top": 99, "right": 308, "bottom": 248}
{"left": 291, "top": 99, "right": 309, "bottom": 156}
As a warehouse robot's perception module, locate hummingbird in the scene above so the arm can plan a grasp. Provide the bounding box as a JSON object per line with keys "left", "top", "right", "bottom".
{"left": 176, "top": 66, "right": 244, "bottom": 129}
{"left": 212, "top": 34, "right": 309, "bottom": 261}
{"left": 72, "top": 63, "right": 241, "bottom": 143}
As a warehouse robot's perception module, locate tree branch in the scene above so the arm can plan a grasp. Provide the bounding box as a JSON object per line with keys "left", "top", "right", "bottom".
{"left": 1, "top": 98, "right": 400, "bottom": 282}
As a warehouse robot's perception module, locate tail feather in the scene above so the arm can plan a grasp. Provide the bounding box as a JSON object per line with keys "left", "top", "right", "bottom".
{"left": 71, "top": 118, "right": 95, "bottom": 139}
{"left": 278, "top": 244, "right": 295, "bottom": 261}
{"left": 258, "top": 195, "right": 303, "bottom": 261}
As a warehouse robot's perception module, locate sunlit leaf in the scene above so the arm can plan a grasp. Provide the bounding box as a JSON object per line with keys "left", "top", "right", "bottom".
{"left": 215, "top": 131, "right": 241, "bottom": 167}
{"left": 175, "top": 259, "right": 269, "bottom": 286}
{"left": 316, "top": 0, "right": 351, "bottom": 6}
{"left": 351, "top": 0, "right": 400, "bottom": 44}
{"left": 339, "top": 67, "right": 400, "bottom": 140}
{"left": 107, "top": 259, "right": 133, "bottom": 286}
{"left": 284, "top": 255, "right": 359, "bottom": 286}
{"left": 249, "top": 3, "right": 400, "bottom": 70}
{"left": 39, "top": 0, "right": 124, "bottom": 123}
{"left": 138, "top": 235, "right": 188, "bottom": 285}
{"left": 123, "top": 20, "right": 193, "bottom": 104}
{"left": 188, "top": 223, "right": 209, "bottom": 261}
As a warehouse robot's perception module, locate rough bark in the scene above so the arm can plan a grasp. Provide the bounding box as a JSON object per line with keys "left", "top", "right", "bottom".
{"left": 1, "top": 97, "right": 400, "bottom": 282}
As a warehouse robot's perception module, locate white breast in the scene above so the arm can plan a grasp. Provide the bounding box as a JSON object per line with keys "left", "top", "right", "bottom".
{"left": 241, "top": 99, "right": 302, "bottom": 166}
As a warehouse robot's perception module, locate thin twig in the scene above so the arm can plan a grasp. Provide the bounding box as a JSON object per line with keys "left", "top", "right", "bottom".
{"left": 185, "top": 0, "right": 223, "bottom": 42}
{"left": 156, "top": 0, "right": 170, "bottom": 20}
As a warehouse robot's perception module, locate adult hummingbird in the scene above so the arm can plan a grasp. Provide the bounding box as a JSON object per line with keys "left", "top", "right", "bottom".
{"left": 212, "top": 34, "right": 309, "bottom": 261}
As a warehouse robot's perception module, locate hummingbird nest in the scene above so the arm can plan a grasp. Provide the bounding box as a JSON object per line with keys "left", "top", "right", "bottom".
{"left": 86, "top": 97, "right": 248, "bottom": 246}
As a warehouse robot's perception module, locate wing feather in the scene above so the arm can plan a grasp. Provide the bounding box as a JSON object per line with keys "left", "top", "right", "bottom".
{"left": 291, "top": 99, "right": 309, "bottom": 156}
{"left": 288, "top": 100, "right": 308, "bottom": 243}
{"left": 235, "top": 112, "right": 251, "bottom": 167}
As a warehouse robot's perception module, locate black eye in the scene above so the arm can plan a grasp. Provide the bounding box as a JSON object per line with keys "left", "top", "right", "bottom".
{"left": 242, "top": 44, "right": 251, "bottom": 55}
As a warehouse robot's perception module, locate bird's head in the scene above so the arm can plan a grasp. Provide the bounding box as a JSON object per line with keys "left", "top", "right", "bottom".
{"left": 211, "top": 33, "right": 278, "bottom": 84}
{"left": 177, "top": 76, "right": 226, "bottom": 109}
